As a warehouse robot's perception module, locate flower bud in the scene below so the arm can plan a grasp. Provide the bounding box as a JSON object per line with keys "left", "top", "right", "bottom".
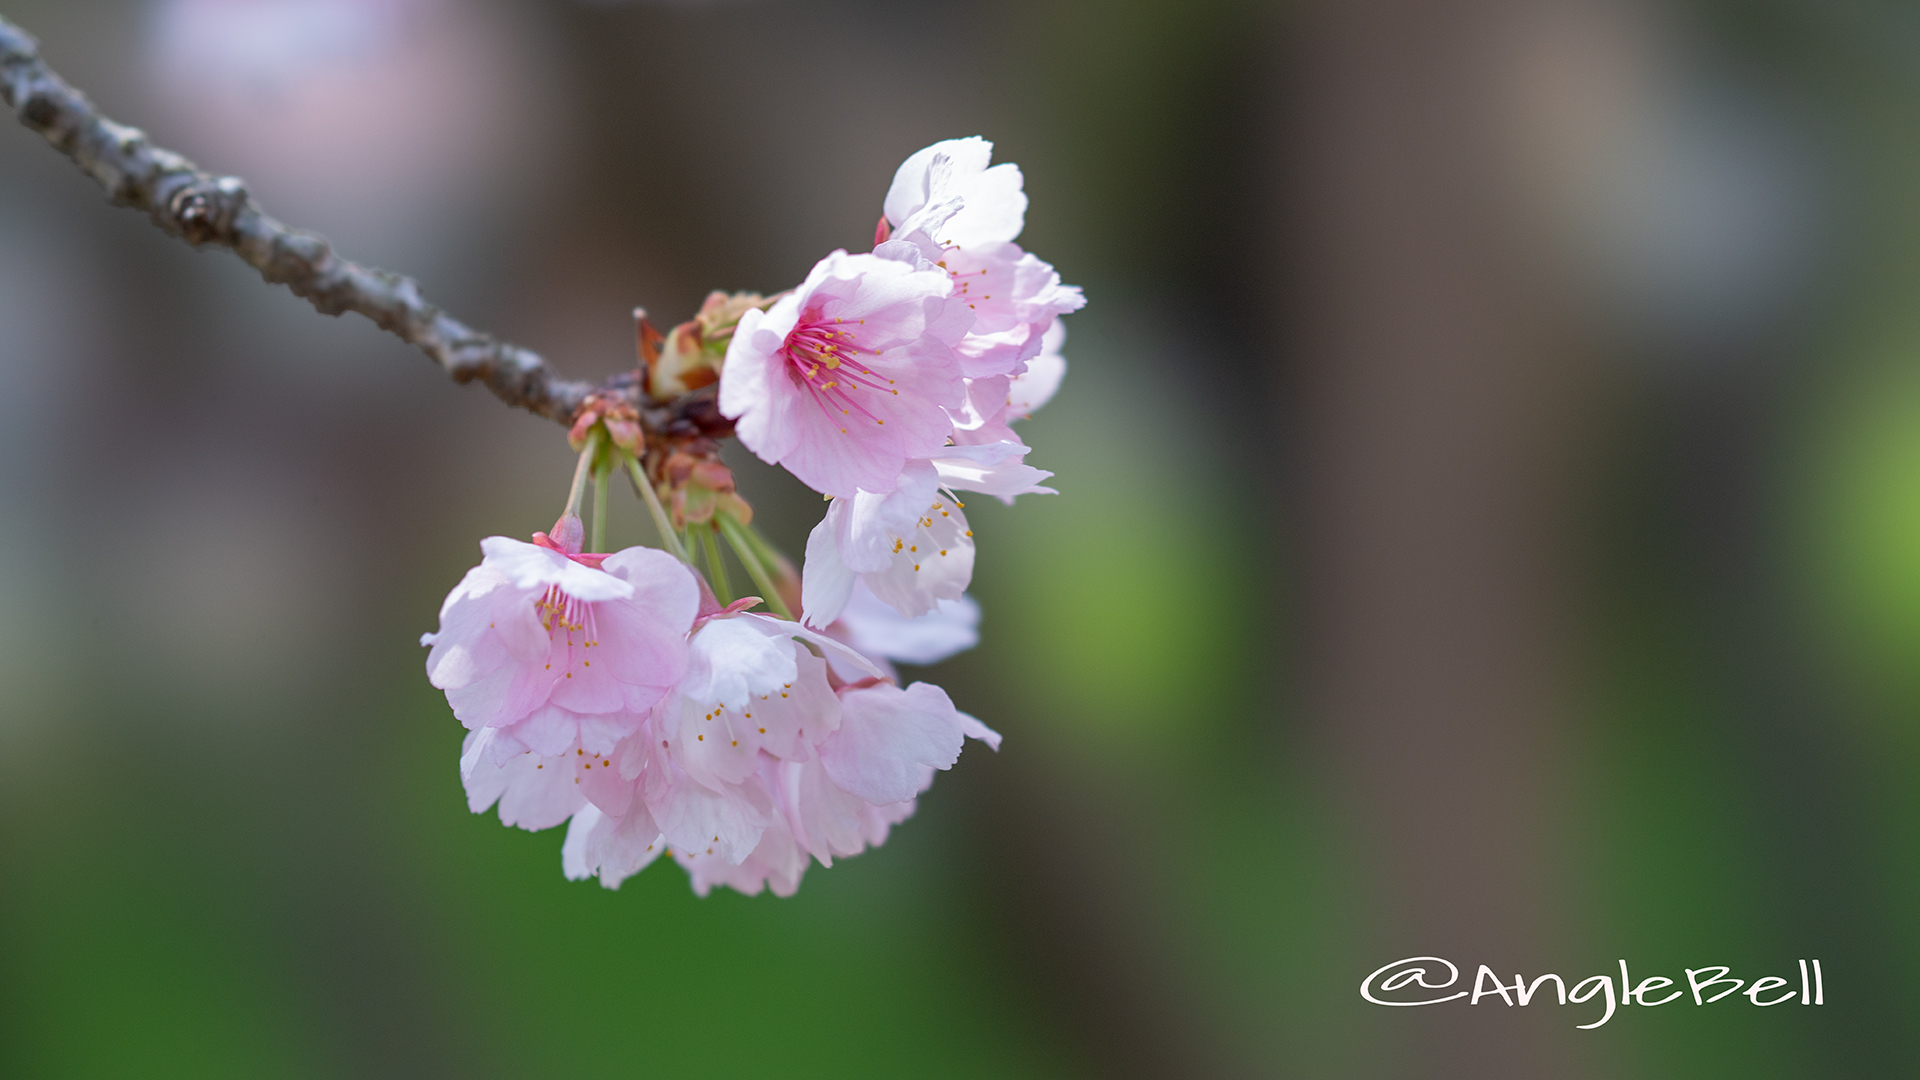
{"left": 569, "top": 391, "right": 644, "bottom": 453}
{"left": 666, "top": 452, "right": 753, "bottom": 529}
{"left": 536, "top": 511, "right": 585, "bottom": 555}
{"left": 645, "top": 291, "right": 767, "bottom": 401}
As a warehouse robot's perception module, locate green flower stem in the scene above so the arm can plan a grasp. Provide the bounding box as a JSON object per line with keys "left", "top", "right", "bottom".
{"left": 700, "top": 525, "right": 732, "bottom": 603}
{"left": 621, "top": 453, "right": 690, "bottom": 564}
{"left": 745, "top": 519, "right": 796, "bottom": 580}
{"left": 565, "top": 427, "right": 605, "bottom": 519}
{"left": 590, "top": 462, "right": 610, "bottom": 553}
{"left": 718, "top": 512, "right": 793, "bottom": 620}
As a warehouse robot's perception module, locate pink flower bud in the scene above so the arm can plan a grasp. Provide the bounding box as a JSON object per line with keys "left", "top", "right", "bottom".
{"left": 540, "top": 511, "right": 584, "bottom": 555}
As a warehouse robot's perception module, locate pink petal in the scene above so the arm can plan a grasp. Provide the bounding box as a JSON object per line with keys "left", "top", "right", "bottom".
{"left": 819, "top": 682, "right": 964, "bottom": 805}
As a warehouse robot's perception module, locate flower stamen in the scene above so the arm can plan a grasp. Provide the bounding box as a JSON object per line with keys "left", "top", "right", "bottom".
{"left": 783, "top": 314, "right": 901, "bottom": 430}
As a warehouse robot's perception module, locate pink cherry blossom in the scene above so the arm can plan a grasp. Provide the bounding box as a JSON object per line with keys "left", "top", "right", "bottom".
{"left": 643, "top": 615, "right": 847, "bottom": 861}
{"left": 818, "top": 680, "right": 967, "bottom": 804}
{"left": 934, "top": 242, "right": 1083, "bottom": 379}
{"left": 459, "top": 725, "right": 639, "bottom": 830}
{"left": 653, "top": 680, "right": 995, "bottom": 898}
{"left": 800, "top": 462, "right": 967, "bottom": 627}
{"left": 561, "top": 800, "right": 666, "bottom": 889}
{"left": 878, "top": 138, "right": 1085, "bottom": 379}
{"left": 883, "top": 137, "right": 1027, "bottom": 250}
{"left": 670, "top": 794, "right": 813, "bottom": 898}
{"left": 549, "top": 609, "right": 999, "bottom": 896}
{"left": 941, "top": 320, "right": 1068, "bottom": 504}
{"left": 799, "top": 440, "right": 1054, "bottom": 627}
{"left": 719, "top": 249, "right": 971, "bottom": 499}
{"left": 955, "top": 319, "right": 1068, "bottom": 447}
{"left": 831, "top": 579, "right": 980, "bottom": 679}
{"left": 433, "top": 134, "right": 1077, "bottom": 902}
{"left": 1006, "top": 320, "right": 1068, "bottom": 418}
{"left": 423, "top": 532, "right": 699, "bottom": 774}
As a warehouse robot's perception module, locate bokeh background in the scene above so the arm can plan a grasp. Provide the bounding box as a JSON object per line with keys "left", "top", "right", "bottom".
{"left": 2, "top": 0, "right": 1917, "bottom": 1075}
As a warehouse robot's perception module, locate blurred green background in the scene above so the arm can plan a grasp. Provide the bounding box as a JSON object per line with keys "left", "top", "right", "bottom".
{"left": 2, "top": 0, "right": 1917, "bottom": 1076}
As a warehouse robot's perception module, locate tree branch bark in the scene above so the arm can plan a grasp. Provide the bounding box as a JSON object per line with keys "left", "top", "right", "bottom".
{"left": 0, "top": 14, "right": 613, "bottom": 428}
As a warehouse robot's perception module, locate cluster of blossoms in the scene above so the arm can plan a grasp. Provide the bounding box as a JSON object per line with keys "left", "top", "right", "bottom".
{"left": 422, "top": 139, "right": 1081, "bottom": 896}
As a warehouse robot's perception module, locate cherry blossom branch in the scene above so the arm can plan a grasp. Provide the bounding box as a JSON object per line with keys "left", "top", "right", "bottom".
{"left": 0, "top": 14, "right": 621, "bottom": 427}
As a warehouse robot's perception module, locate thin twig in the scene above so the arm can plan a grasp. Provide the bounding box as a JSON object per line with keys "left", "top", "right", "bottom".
{"left": 1, "top": 15, "right": 610, "bottom": 427}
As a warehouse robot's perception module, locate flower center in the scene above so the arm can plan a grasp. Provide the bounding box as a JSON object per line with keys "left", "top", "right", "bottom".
{"left": 782, "top": 312, "right": 900, "bottom": 434}
{"left": 535, "top": 586, "right": 599, "bottom": 643}
{"left": 535, "top": 586, "right": 602, "bottom": 679}
{"left": 888, "top": 496, "right": 967, "bottom": 572}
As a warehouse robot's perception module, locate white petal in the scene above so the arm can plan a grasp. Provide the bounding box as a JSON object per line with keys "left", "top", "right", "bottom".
{"left": 955, "top": 710, "right": 1002, "bottom": 750}
{"left": 800, "top": 512, "right": 857, "bottom": 629}
{"left": 561, "top": 805, "right": 600, "bottom": 880}
{"left": 783, "top": 757, "right": 870, "bottom": 863}
{"left": 833, "top": 465, "right": 942, "bottom": 573}
{"left": 884, "top": 137, "right": 994, "bottom": 227}
{"left": 837, "top": 582, "right": 980, "bottom": 666}
{"left": 860, "top": 501, "right": 973, "bottom": 620}
{"left": 480, "top": 537, "right": 634, "bottom": 602}
{"left": 598, "top": 546, "right": 701, "bottom": 622}
{"left": 423, "top": 568, "right": 521, "bottom": 690}
{"left": 650, "top": 772, "right": 773, "bottom": 866}
{"left": 734, "top": 612, "right": 887, "bottom": 683}
{"left": 942, "top": 162, "right": 1027, "bottom": 248}
{"left": 681, "top": 618, "right": 799, "bottom": 709}
{"left": 460, "top": 728, "right": 586, "bottom": 831}
{"left": 1006, "top": 333, "right": 1066, "bottom": 418}
{"left": 819, "top": 682, "right": 965, "bottom": 805}
{"left": 564, "top": 802, "right": 666, "bottom": 889}
{"left": 892, "top": 196, "right": 965, "bottom": 249}
{"left": 930, "top": 441, "right": 1054, "bottom": 499}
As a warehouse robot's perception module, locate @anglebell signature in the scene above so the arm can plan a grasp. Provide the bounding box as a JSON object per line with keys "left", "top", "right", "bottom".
{"left": 1360, "top": 955, "right": 1826, "bottom": 1029}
